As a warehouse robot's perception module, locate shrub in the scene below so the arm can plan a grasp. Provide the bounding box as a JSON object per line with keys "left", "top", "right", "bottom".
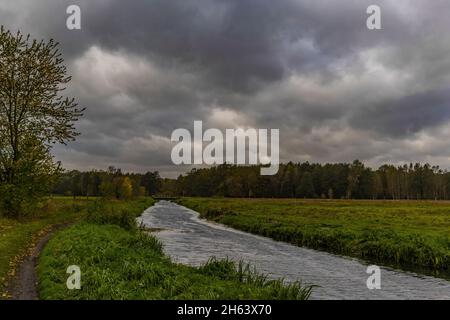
{"left": 86, "top": 200, "right": 137, "bottom": 231}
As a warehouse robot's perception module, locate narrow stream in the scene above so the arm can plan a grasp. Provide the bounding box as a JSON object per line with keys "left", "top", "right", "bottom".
{"left": 137, "top": 201, "right": 450, "bottom": 300}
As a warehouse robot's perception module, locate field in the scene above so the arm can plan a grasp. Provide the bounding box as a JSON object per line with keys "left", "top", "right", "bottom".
{"left": 0, "top": 197, "right": 92, "bottom": 297}
{"left": 177, "top": 198, "right": 450, "bottom": 278}
{"left": 37, "top": 198, "right": 312, "bottom": 300}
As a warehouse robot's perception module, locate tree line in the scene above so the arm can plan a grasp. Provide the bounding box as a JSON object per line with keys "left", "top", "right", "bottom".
{"left": 53, "top": 166, "right": 162, "bottom": 199}
{"left": 172, "top": 161, "right": 450, "bottom": 200}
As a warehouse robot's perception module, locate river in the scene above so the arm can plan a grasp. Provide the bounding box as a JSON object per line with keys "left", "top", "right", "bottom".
{"left": 137, "top": 201, "right": 450, "bottom": 300}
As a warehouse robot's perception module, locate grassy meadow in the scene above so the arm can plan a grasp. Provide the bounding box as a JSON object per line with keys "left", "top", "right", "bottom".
{"left": 0, "top": 197, "right": 93, "bottom": 297}
{"left": 177, "top": 198, "right": 450, "bottom": 278}
{"left": 37, "top": 198, "right": 312, "bottom": 300}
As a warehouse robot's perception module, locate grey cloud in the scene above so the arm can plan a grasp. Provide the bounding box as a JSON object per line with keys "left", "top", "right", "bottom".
{"left": 1, "top": 0, "right": 450, "bottom": 175}
{"left": 350, "top": 89, "right": 450, "bottom": 137}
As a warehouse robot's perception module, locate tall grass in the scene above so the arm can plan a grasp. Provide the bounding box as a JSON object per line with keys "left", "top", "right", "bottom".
{"left": 200, "top": 258, "right": 313, "bottom": 300}
{"left": 86, "top": 198, "right": 155, "bottom": 231}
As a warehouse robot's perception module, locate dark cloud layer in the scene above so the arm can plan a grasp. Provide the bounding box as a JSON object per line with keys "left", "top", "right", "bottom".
{"left": 350, "top": 89, "right": 450, "bottom": 137}
{"left": 1, "top": 0, "right": 450, "bottom": 176}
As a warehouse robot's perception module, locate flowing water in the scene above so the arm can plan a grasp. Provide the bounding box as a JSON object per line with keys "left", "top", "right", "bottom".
{"left": 137, "top": 201, "right": 450, "bottom": 300}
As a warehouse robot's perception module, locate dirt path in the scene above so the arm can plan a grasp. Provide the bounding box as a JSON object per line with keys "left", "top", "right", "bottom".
{"left": 7, "top": 223, "right": 70, "bottom": 300}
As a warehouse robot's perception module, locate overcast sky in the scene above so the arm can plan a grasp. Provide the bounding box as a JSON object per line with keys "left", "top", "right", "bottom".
{"left": 1, "top": 0, "right": 450, "bottom": 177}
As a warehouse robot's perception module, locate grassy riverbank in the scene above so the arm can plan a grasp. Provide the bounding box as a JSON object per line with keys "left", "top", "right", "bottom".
{"left": 0, "top": 197, "right": 92, "bottom": 297}
{"left": 177, "top": 198, "right": 450, "bottom": 278}
{"left": 37, "top": 200, "right": 312, "bottom": 300}
{"left": 0, "top": 197, "right": 155, "bottom": 298}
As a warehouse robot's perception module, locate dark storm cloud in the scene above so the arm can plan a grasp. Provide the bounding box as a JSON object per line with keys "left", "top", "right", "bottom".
{"left": 350, "top": 88, "right": 450, "bottom": 137}
{"left": 1, "top": 0, "right": 450, "bottom": 175}
{"left": 6, "top": 0, "right": 407, "bottom": 91}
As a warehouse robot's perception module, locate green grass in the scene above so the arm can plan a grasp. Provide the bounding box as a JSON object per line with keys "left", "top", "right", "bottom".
{"left": 0, "top": 196, "right": 154, "bottom": 298}
{"left": 38, "top": 223, "right": 312, "bottom": 300}
{"left": 177, "top": 198, "right": 450, "bottom": 278}
{"left": 38, "top": 213, "right": 312, "bottom": 299}
{"left": 0, "top": 197, "right": 90, "bottom": 296}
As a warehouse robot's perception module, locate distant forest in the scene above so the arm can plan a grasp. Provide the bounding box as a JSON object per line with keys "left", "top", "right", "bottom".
{"left": 53, "top": 166, "right": 162, "bottom": 199}
{"left": 54, "top": 161, "right": 450, "bottom": 200}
